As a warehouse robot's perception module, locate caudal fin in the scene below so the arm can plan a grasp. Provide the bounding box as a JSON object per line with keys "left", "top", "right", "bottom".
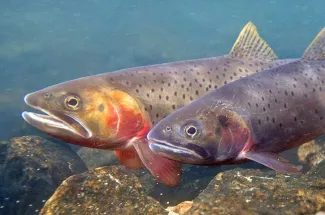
{"left": 229, "top": 21, "right": 278, "bottom": 61}
{"left": 303, "top": 27, "right": 325, "bottom": 60}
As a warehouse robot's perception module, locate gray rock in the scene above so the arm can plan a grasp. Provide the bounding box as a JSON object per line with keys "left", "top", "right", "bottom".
{"left": 0, "top": 136, "right": 87, "bottom": 215}
{"left": 40, "top": 166, "right": 166, "bottom": 215}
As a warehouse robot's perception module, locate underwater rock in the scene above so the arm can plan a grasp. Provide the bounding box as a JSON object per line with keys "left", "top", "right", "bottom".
{"left": 0, "top": 136, "right": 87, "bottom": 215}
{"left": 77, "top": 147, "right": 119, "bottom": 169}
{"left": 166, "top": 201, "right": 193, "bottom": 215}
{"left": 185, "top": 167, "right": 325, "bottom": 215}
{"left": 40, "top": 166, "right": 166, "bottom": 215}
{"left": 298, "top": 140, "right": 325, "bottom": 169}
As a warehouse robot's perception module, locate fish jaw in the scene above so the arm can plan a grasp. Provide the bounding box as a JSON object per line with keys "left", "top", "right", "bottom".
{"left": 148, "top": 138, "right": 212, "bottom": 164}
{"left": 22, "top": 93, "right": 91, "bottom": 141}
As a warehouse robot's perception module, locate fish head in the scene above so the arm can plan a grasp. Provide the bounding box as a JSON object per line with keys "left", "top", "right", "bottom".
{"left": 148, "top": 102, "right": 250, "bottom": 164}
{"left": 22, "top": 77, "right": 149, "bottom": 149}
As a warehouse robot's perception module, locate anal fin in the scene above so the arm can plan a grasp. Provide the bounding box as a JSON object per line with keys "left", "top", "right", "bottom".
{"left": 229, "top": 21, "right": 278, "bottom": 61}
{"left": 114, "top": 149, "right": 144, "bottom": 170}
{"left": 303, "top": 27, "right": 325, "bottom": 60}
{"left": 133, "top": 139, "right": 182, "bottom": 187}
{"left": 243, "top": 151, "right": 301, "bottom": 174}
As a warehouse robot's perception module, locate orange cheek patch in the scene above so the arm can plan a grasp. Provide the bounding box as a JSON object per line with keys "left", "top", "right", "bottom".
{"left": 108, "top": 90, "right": 146, "bottom": 140}
{"left": 104, "top": 100, "right": 119, "bottom": 131}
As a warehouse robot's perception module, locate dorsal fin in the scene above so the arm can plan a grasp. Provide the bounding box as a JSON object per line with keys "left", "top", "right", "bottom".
{"left": 303, "top": 27, "right": 325, "bottom": 60}
{"left": 229, "top": 21, "right": 278, "bottom": 61}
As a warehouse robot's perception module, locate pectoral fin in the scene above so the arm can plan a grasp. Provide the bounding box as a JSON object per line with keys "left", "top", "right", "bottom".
{"left": 133, "top": 139, "right": 182, "bottom": 187}
{"left": 243, "top": 151, "right": 301, "bottom": 174}
{"left": 114, "top": 149, "right": 144, "bottom": 170}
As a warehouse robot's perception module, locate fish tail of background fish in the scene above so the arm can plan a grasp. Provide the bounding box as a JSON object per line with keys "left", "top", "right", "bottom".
{"left": 135, "top": 22, "right": 280, "bottom": 187}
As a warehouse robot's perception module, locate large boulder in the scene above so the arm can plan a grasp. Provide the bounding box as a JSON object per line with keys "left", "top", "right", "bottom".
{"left": 0, "top": 136, "right": 87, "bottom": 215}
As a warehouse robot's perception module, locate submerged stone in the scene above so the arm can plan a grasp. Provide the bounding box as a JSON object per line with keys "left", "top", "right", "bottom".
{"left": 185, "top": 168, "right": 325, "bottom": 215}
{"left": 40, "top": 166, "right": 166, "bottom": 215}
{"left": 0, "top": 136, "right": 87, "bottom": 215}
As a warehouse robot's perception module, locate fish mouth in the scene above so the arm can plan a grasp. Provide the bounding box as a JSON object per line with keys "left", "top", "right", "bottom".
{"left": 22, "top": 95, "right": 90, "bottom": 138}
{"left": 148, "top": 138, "right": 210, "bottom": 163}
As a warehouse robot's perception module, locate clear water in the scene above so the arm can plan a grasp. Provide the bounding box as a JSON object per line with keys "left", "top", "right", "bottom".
{"left": 0, "top": 0, "right": 325, "bottom": 214}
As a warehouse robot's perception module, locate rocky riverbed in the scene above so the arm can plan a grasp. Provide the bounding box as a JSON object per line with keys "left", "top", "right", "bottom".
{"left": 1, "top": 136, "right": 325, "bottom": 215}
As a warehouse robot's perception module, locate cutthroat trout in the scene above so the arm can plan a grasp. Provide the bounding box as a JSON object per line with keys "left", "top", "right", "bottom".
{"left": 148, "top": 27, "right": 325, "bottom": 178}
{"left": 22, "top": 22, "right": 289, "bottom": 186}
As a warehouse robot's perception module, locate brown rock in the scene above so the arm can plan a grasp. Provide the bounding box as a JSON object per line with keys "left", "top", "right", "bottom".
{"left": 166, "top": 201, "right": 193, "bottom": 215}
{"left": 40, "top": 166, "right": 166, "bottom": 215}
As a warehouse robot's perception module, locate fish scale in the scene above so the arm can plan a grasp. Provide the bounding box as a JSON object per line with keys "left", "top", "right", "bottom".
{"left": 103, "top": 57, "right": 289, "bottom": 125}
{"left": 147, "top": 26, "right": 325, "bottom": 180}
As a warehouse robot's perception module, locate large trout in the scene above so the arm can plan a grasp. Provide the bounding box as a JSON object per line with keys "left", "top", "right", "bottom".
{"left": 147, "top": 27, "right": 325, "bottom": 178}
{"left": 22, "top": 22, "right": 289, "bottom": 186}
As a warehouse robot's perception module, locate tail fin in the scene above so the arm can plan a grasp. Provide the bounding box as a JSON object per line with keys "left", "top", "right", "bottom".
{"left": 229, "top": 21, "right": 278, "bottom": 61}
{"left": 303, "top": 27, "right": 325, "bottom": 60}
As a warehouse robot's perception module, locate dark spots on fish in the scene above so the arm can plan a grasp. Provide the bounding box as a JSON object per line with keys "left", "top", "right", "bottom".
{"left": 152, "top": 121, "right": 155, "bottom": 125}
{"left": 216, "top": 75, "right": 219, "bottom": 79}
{"left": 261, "top": 96, "right": 264, "bottom": 101}
{"left": 216, "top": 67, "right": 219, "bottom": 71}
{"left": 161, "top": 87, "right": 164, "bottom": 92}
{"left": 279, "top": 123, "right": 283, "bottom": 128}
{"left": 214, "top": 85, "right": 218, "bottom": 89}
{"left": 233, "top": 72, "right": 237, "bottom": 76}
{"left": 272, "top": 118, "right": 275, "bottom": 123}
{"left": 284, "top": 103, "right": 287, "bottom": 108}
{"left": 305, "top": 83, "right": 309, "bottom": 88}
{"left": 190, "top": 96, "right": 193, "bottom": 101}
{"left": 149, "top": 105, "right": 153, "bottom": 110}
{"left": 153, "top": 80, "right": 157, "bottom": 83}
{"left": 182, "top": 94, "right": 186, "bottom": 99}
{"left": 174, "top": 91, "right": 177, "bottom": 96}
{"left": 293, "top": 84, "right": 296, "bottom": 88}
{"left": 168, "top": 83, "right": 171, "bottom": 87}
{"left": 322, "top": 80, "right": 325, "bottom": 84}
{"left": 186, "top": 88, "right": 189, "bottom": 92}
{"left": 159, "top": 95, "right": 162, "bottom": 100}
{"left": 321, "top": 116, "right": 324, "bottom": 120}
{"left": 161, "top": 80, "right": 165, "bottom": 84}
{"left": 230, "top": 76, "right": 233, "bottom": 80}
{"left": 245, "top": 69, "right": 249, "bottom": 73}
{"left": 146, "top": 93, "right": 150, "bottom": 98}
{"left": 97, "top": 104, "right": 105, "bottom": 112}
{"left": 258, "top": 119, "right": 261, "bottom": 125}
{"left": 263, "top": 107, "right": 266, "bottom": 112}
{"left": 126, "top": 81, "right": 129, "bottom": 85}
{"left": 181, "top": 84, "right": 184, "bottom": 88}
{"left": 222, "top": 73, "right": 226, "bottom": 77}
{"left": 268, "top": 103, "right": 271, "bottom": 108}
{"left": 156, "top": 113, "right": 159, "bottom": 118}
{"left": 183, "top": 78, "right": 187, "bottom": 82}
{"left": 238, "top": 68, "right": 243, "bottom": 73}
{"left": 202, "top": 78, "right": 206, "bottom": 82}
{"left": 249, "top": 64, "right": 253, "bottom": 67}
{"left": 199, "top": 84, "right": 203, "bottom": 88}
{"left": 194, "top": 65, "right": 197, "bottom": 68}
{"left": 285, "top": 90, "right": 288, "bottom": 96}
{"left": 224, "top": 81, "right": 227, "bottom": 85}
{"left": 135, "top": 89, "right": 139, "bottom": 93}
{"left": 294, "top": 77, "right": 297, "bottom": 81}
{"left": 256, "top": 103, "right": 259, "bottom": 108}
{"left": 218, "top": 115, "right": 229, "bottom": 127}
{"left": 205, "top": 87, "right": 209, "bottom": 91}
{"left": 197, "top": 72, "right": 200, "bottom": 75}
{"left": 138, "top": 84, "right": 142, "bottom": 88}
{"left": 294, "top": 117, "right": 297, "bottom": 122}
{"left": 207, "top": 71, "right": 211, "bottom": 75}
{"left": 266, "top": 116, "right": 269, "bottom": 121}
{"left": 274, "top": 98, "right": 278, "bottom": 103}
{"left": 195, "top": 78, "right": 198, "bottom": 83}
{"left": 174, "top": 80, "right": 178, "bottom": 84}
{"left": 172, "top": 105, "right": 176, "bottom": 110}
{"left": 109, "top": 78, "right": 114, "bottom": 81}
{"left": 166, "top": 96, "right": 169, "bottom": 101}
{"left": 269, "top": 89, "right": 272, "bottom": 94}
{"left": 291, "top": 91, "right": 294, "bottom": 96}
{"left": 151, "top": 89, "right": 155, "bottom": 93}
{"left": 247, "top": 102, "right": 251, "bottom": 107}
{"left": 304, "top": 93, "right": 308, "bottom": 98}
{"left": 254, "top": 62, "right": 259, "bottom": 66}
{"left": 195, "top": 90, "right": 199, "bottom": 95}
{"left": 174, "top": 71, "right": 177, "bottom": 75}
{"left": 257, "top": 84, "right": 261, "bottom": 88}
{"left": 189, "top": 82, "right": 192, "bottom": 87}
{"left": 208, "top": 84, "right": 212, "bottom": 88}
{"left": 313, "top": 88, "right": 316, "bottom": 92}
{"left": 144, "top": 107, "right": 148, "bottom": 112}
{"left": 224, "top": 68, "right": 227, "bottom": 72}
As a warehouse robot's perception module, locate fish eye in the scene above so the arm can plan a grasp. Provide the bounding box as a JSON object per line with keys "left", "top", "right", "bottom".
{"left": 185, "top": 125, "right": 198, "bottom": 138}
{"left": 65, "top": 96, "right": 80, "bottom": 109}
